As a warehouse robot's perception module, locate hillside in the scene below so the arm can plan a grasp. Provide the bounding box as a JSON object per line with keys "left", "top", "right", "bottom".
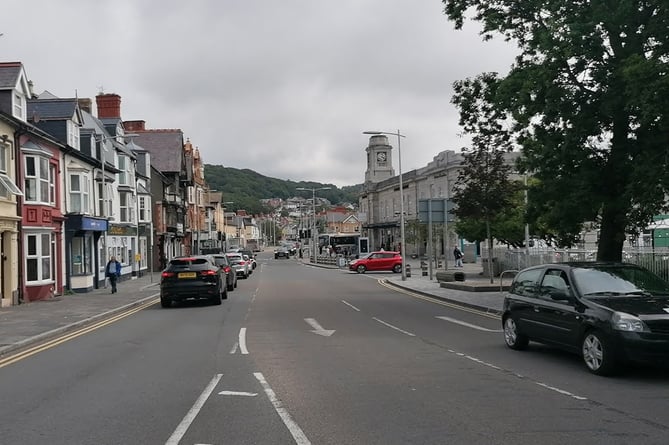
{"left": 204, "top": 164, "right": 362, "bottom": 215}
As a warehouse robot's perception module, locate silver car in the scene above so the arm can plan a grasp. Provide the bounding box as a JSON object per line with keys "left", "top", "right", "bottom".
{"left": 226, "top": 252, "right": 250, "bottom": 279}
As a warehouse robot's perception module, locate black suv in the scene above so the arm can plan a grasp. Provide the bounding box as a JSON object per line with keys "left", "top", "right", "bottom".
{"left": 503, "top": 262, "right": 669, "bottom": 375}
{"left": 160, "top": 255, "right": 227, "bottom": 308}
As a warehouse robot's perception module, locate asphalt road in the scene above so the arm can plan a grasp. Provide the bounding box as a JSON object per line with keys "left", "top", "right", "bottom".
{"left": 1, "top": 252, "right": 668, "bottom": 444}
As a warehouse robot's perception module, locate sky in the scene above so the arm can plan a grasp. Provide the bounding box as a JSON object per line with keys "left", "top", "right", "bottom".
{"left": 1, "top": 0, "right": 518, "bottom": 188}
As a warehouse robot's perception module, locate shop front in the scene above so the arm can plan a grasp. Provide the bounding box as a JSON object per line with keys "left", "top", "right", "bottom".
{"left": 65, "top": 215, "right": 108, "bottom": 292}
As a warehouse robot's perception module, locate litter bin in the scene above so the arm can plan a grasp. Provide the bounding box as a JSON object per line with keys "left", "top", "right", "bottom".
{"left": 337, "top": 255, "right": 346, "bottom": 268}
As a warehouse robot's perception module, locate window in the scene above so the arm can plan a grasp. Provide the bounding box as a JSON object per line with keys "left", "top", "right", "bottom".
{"left": 71, "top": 234, "right": 92, "bottom": 275}
{"left": 120, "top": 192, "right": 134, "bottom": 223}
{"left": 69, "top": 173, "right": 90, "bottom": 213}
{"left": 24, "top": 156, "right": 51, "bottom": 204}
{"left": 67, "top": 120, "right": 80, "bottom": 150}
{"left": 26, "top": 233, "right": 52, "bottom": 283}
{"left": 139, "top": 196, "right": 149, "bottom": 222}
{"left": 13, "top": 92, "right": 24, "bottom": 119}
{"left": 117, "top": 155, "right": 128, "bottom": 186}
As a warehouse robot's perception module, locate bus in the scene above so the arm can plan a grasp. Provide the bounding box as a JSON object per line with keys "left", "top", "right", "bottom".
{"left": 318, "top": 233, "right": 361, "bottom": 256}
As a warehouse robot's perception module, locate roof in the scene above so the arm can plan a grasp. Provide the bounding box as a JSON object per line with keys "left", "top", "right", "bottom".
{"left": 130, "top": 129, "right": 184, "bottom": 173}
{"left": 0, "top": 62, "right": 23, "bottom": 89}
{"left": 27, "top": 98, "right": 78, "bottom": 121}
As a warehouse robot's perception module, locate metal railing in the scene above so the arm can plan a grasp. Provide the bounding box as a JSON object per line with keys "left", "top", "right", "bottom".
{"left": 481, "top": 247, "right": 669, "bottom": 282}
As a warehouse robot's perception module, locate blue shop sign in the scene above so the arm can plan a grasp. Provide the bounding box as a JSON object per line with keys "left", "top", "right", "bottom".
{"left": 81, "top": 217, "right": 108, "bottom": 231}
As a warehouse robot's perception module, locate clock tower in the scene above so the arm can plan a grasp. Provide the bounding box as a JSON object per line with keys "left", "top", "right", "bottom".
{"left": 364, "top": 135, "right": 395, "bottom": 183}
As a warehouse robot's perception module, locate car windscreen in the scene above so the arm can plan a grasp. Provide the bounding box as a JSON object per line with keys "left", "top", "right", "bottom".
{"left": 573, "top": 266, "right": 669, "bottom": 296}
{"left": 212, "top": 257, "right": 228, "bottom": 266}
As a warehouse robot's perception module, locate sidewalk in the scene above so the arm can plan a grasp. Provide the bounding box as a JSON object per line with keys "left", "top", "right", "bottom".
{"left": 0, "top": 273, "right": 161, "bottom": 357}
{"left": 0, "top": 259, "right": 510, "bottom": 359}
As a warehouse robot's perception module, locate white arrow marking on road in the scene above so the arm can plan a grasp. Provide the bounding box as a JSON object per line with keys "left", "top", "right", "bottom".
{"left": 436, "top": 316, "right": 503, "bottom": 332}
{"left": 304, "top": 318, "right": 336, "bottom": 337}
{"left": 218, "top": 390, "right": 258, "bottom": 397}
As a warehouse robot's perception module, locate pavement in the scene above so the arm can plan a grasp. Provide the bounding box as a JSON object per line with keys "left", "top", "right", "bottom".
{"left": 0, "top": 256, "right": 510, "bottom": 359}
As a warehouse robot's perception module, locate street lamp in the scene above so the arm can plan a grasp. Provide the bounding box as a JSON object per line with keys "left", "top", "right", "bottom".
{"left": 296, "top": 186, "right": 331, "bottom": 263}
{"left": 222, "top": 201, "right": 233, "bottom": 251}
{"left": 363, "top": 130, "right": 407, "bottom": 281}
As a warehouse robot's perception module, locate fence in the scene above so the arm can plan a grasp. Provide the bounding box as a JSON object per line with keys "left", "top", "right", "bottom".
{"left": 482, "top": 247, "right": 669, "bottom": 282}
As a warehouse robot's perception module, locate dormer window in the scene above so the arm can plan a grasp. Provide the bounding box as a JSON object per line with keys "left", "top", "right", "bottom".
{"left": 67, "top": 120, "right": 80, "bottom": 150}
{"left": 14, "top": 92, "right": 24, "bottom": 119}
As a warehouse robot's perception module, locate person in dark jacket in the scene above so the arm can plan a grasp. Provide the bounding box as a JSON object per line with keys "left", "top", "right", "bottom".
{"left": 106, "top": 256, "right": 122, "bottom": 293}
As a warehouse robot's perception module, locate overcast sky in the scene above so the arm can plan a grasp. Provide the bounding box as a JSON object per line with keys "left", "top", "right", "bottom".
{"left": 2, "top": 0, "right": 517, "bottom": 187}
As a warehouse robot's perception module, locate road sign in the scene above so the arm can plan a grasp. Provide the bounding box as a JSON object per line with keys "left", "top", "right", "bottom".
{"left": 418, "top": 199, "right": 455, "bottom": 223}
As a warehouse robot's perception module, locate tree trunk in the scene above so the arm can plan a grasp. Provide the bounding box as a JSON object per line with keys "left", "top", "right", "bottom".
{"left": 597, "top": 202, "right": 626, "bottom": 262}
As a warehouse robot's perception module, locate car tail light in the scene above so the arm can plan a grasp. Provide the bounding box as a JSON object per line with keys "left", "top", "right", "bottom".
{"left": 239, "top": 261, "right": 246, "bottom": 266}
{"left": 200, "top": 270, "right": 217, "bottom": 276}
{"left": 161, "top": 271, "right": 176, "bottom": 278}
{"left": 224, "top": 266, "right": 232, "bottom": 273}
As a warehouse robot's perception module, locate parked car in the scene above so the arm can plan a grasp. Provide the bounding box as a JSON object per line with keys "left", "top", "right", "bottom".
{"left": 211, "top": 254, "right": 238, "bottom": 291}
{"left": 160, "top": 255, "right": 227, "bottom": 308}
{"left": 226, "top": 252, "right": 250, "bottom": 279}
{"left": 239, "top": 249, "right": 257, "bottom": 270}
{"left": 274, "top": 246, "right": 290, "bottom": 259}
{"left": 349, "top": 251, "right": 403, "bottom": 273}
{"left": 502, "top": 262, "right": 669, "bottom": 375}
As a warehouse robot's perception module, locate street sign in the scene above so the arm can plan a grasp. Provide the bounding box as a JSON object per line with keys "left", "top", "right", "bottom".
{"left": 418, "top": 199, "right": 455, "bottom": 223}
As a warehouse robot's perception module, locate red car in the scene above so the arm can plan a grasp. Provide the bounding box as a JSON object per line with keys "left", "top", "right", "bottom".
{"left": 349, "top": 251, "right": 403, "bottom": 273}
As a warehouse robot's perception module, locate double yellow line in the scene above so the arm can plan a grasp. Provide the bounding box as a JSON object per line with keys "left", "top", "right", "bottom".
{"left": 0, "top": 297, "right": 159, "bottom": 369}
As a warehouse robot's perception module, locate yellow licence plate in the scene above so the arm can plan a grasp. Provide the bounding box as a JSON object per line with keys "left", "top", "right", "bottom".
{"left": 178, "top": 272, "right": 197, "bottom": 279}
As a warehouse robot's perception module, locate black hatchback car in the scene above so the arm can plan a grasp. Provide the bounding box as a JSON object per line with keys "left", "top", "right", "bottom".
{"left": 503, "top": 262, "right": 669, "bottom": 375}
{"left": 160, "top": 255, "right": 227, "bottom": 308}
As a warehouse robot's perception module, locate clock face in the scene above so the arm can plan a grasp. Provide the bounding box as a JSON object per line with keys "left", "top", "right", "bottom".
{"left": 377, "top": 152, "right": 387, "bottom": 162}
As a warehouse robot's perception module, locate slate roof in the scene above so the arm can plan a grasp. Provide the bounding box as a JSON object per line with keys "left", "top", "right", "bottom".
{"left": 27, "top": 98, "right": 77, "bottom": 120}
{"left": 0, "top": 62, "right": 22, "bottom": 89}
{"left": 130, "top": 129, "right": 184, "bottom": 173}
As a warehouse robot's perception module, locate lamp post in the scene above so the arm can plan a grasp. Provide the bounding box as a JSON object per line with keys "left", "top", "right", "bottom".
{"left": 363, "top": 130, "right": 407, "bottom": 281}
{"left": 296, "top": 186, "right": 331, "bottom": 263}
{"left": 222, "top": 201, "right": 233, "bottom": 251}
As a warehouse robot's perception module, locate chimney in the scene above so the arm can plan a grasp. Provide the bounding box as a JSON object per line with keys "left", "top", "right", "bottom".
{"left": 78, "top": 98, "right": 92, "bottom": 114}
{"left": 96, "top": 93, "right": 122, "bottom": 119}
{"left": 124, "top": 120, "right": 146, "bottom": 132}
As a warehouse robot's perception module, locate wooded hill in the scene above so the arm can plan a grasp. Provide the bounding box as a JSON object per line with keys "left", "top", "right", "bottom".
{"left": 204, "top": 164, "right": 362, "bottom": 215}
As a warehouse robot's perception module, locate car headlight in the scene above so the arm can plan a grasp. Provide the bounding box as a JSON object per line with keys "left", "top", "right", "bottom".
{"left": 611, "top": 311, "right": 645, "bottom": 332}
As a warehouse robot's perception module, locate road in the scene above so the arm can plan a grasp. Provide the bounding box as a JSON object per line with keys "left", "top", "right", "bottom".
{"left": 1, "top": 252, "right": 668, "bottom": 444}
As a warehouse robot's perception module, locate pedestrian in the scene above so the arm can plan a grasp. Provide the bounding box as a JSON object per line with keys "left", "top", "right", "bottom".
{"left": 453, "top": 246, "right": 464, "bottom": 268}
{"left": 106, "top": 256, "right": 122, "bottom": 294}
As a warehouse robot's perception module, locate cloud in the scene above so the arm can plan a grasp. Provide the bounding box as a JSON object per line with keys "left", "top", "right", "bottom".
{"left": 2, "top": 0, "right": 517, "bottom": 187}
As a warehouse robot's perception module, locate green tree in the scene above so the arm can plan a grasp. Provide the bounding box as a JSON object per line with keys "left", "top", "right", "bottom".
{"left": 450, "top": 73, "right": 521, "bottom": 279}
{"left": 444, "top": 0, "right": 669, "bottom": 261}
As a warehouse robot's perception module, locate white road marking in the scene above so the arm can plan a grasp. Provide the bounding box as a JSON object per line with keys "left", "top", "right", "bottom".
{"left": 341, "top": 300, "right": 361, "bottom": 311}
{"left": 254, "top": 372, "right": 312, "bottom": 445}
{"left": 165, "top": 374, "right": 222, "bottom": 445}
{"left": 372, "top": 317, "right": 416, "bottom": 337}
{"left": 218, "top": 390, "right": 258, "bottom": 397}
{"left": 230, "top": 342, "right": 239, "bottom": 354}
{"left": 436, "top": 316, "right": 503, "bottom": 332}
{"left": 535, "top": 382, "right": 588, "bottom": 401}
{"left": 304, "top": 318, "right": 336, "bottom": 337}
{"left": 239, "top": 327, "right": 249, "bottom": 354}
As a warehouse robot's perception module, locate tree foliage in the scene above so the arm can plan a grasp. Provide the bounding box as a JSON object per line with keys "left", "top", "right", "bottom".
{"left": 204, "top": 164, "right": 362, "bottom": 215}
{"left": 450, "top": 73, "right": 522, "bottom": 255}
{"left": 443, "top": 0, "right": 669, "bottom": 261}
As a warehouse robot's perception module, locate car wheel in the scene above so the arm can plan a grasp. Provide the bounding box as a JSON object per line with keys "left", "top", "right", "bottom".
{"left": 160, "top": 298, "right": 171, "bottom": 308}
{"left": 356, "top": 265, "right": 366, "bottom": 274}
{"left": 581, "top": 330, "right": 617, "bottom": 375}
{"left": 210, "top": 289, "right": 222, "bottom": 305}
{"left": 221, "top": 286, "right": 228, "bottom": 300}
{"left": 227, "top": 281, "right": 234, "bottom": 291}
{"left": 503, "top": 316, "right": 529, "bottom": 350}
{"left": 234, "top": 279, "right": 238, "bottom": 288}
{"left": 392, "top": 264, "right": 402, "bottom": 273}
